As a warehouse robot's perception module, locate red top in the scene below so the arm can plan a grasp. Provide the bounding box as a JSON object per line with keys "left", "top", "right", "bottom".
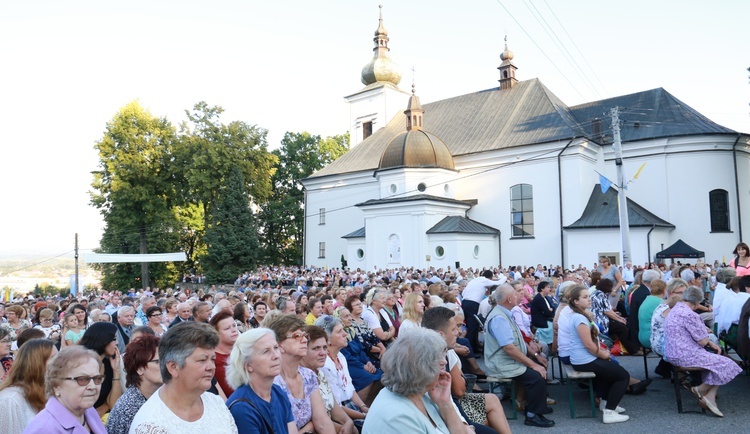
{"left": 214, "top": 351, "right": 233, "bottom": 396}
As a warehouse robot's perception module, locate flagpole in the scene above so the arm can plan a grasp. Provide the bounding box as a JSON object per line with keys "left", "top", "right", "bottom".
{"left": 611, "top": 107, "right": 632, "bottom": 265}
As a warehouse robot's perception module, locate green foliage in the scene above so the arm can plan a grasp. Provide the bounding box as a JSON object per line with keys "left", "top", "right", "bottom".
{"left": 33, "top": 283, "right": 70, "bottom": 298}
{"left": 175, "top": 102, "right": 277, "bottom": 230}
{"left": 90, "top": 101, "right": 181, "bottom": 290}
{"left": 204, "top": 168, "right": 260, "bottom": 283}
{"left": 258, "top": 132, "right": 349, "bottom": 265}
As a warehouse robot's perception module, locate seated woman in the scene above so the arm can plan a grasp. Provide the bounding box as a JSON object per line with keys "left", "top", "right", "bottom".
{"left": 530, "top": 281, "right": 556, "bottom": 347}
{"left": 209, "top": 311, "right": 240, "bottom": 397}
{"left": 23, "top": 346, "right": 107, "bottom": 433}
{"left": 79, "top": 321, "right": 123, "bottom": 418}
{"left": 319, "top": 313, "right": 371, "bottom": 422}
{"left": 664, "top": 286, "right": 742, "bottom": 418}
{"left": 331, "top": 309, "right": 383, "bottom": 404}
{"left": 0, "top": 339, "right": 56, "bottom": 434}
{"left": 590, "top": 278, "right": 640, "bottom": 355}
{"left": 567, "top": 285, "right": 630, "bottom": 424}
{"left": 266, "top": 314, "right": 335, "bottom": 434}
{"left": 362, "top": 327, "right": 467, "bottom": 433}
{"left": 638, "top": 279, "right": 666, "bottom": 348}
{"left": 398, "top": 293, "right": 425, "bottom": 336}
{"left": 344, "top": 296, "right": 385, "bottom": 366}
{"left": 715, "top": 274, "right": 750, "bottom": 348}
{"left": 105, "top": 335, "right": 162, "bottom": 434}
{"left": 226, "top": 328, "right": 295, "bottom": 434}
{"left": 129, "top": 322, "right": 237, "bottom": 433}
{"left": 302, "top": 326, "right": 357, "bottom": 434}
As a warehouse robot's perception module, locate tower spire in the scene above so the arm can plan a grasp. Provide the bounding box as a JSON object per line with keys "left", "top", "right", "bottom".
{"left": 498, "top": 35, "right": 518, "bottom": 90}
{"left": 404, "top": 71, "right": 423, "bottom": 132}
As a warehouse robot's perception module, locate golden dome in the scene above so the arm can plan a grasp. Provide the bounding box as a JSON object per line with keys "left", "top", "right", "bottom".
{"left": 379, "top": 130, "right": 455, "bottom": 170}
{"left": 361, "top": 5, "right": 402, "bottom": 86}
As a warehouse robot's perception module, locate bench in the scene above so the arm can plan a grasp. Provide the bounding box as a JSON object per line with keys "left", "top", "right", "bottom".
{"left": 562, "top": 364, "right": 597, "bottom": 419}
{"left": 672, "top": 366, "right": 706, "bottom": 414}
{"left": 485, "top": 376, "right": 517, "bottom": 420}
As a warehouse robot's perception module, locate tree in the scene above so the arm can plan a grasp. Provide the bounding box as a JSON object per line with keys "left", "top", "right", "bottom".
{"left": 90, "top": 101, "right": 181, "bottom": 290}
{"left": 258, "top": 132, "right": 349, "bottom": 264}
{"left": 204, "top": 167, "right": 260, "bottom": 283}
{"left": 175, "top": 102, "right": 277, "bottom": 232}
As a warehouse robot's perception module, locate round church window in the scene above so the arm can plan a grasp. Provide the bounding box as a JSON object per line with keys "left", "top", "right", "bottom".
{"left": 417, "top": 182, "right": 427, "bottom": 192}
{"left": 389, "top": 184, "right": 397, "bottom": 194}
{"left": 435, "top": 246, "right": 445, "bottom": 258}
{"left": 357, "top": 249, "right": 365, "bottom": 259}
{"left": 473, "top": 245, "right": 480, "bottom": 258}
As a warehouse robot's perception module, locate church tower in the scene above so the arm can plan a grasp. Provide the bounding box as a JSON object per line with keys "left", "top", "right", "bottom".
{"left": 498, "top": 36, "right": 518, "bottom": 90}
{"left": 345, "top": 5, "right": 410, "bottom": 147}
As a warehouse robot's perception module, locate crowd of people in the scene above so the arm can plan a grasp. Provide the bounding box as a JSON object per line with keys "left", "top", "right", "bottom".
{"left": 0, "top": 242, "right": 748, "bottom": 432}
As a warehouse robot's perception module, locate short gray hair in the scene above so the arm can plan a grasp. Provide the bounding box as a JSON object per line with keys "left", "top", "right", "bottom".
{"left": 119, "top": 305, "right": 135, "bottom": 316}
{"left": 490, "top": 283, "right": 515, "bottom": 305}
{"left": 716, "top": 267, "right": 736, "bottom": 284}
{"left": 380, "top": 327, "right": 446, "bottom": 396}
{"left": 314, "top": 315, "right": 341, "bottom": 338}
{"left": 46, "top": 346, "right": 102, "bottom": 396}
{"left": 682, "top": 286, "right": 704, "bottom": 304}
{"left": 226, "top": 328, "right": 276, "bottom": 390}
{"left": 642, "top": 269, "right": 662, "bottom": 284}
{"left": 159, "top": 322, "right": 219, "bottom": 383}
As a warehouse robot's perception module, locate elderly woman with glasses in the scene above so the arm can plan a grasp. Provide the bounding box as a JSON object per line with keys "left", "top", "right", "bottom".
{"left": 105, "top": 335, "right": 163, "bottom": 434}
{"left": 129, "top": 322, "right": 238, "bottom": 434}
{"left": 664, "top": 286, "right": 742, "bottom": 417}
{"left": 362, "top": 327, "right": 465, "bottom": 434}
{"left": 23, "top": 346, "right": 107, "bottom": 434}
{"left": 265, "top": 314, "right": 335, "bottom": 434}
{"left": 344, "top": 296, "right": 385, "bottom": 363}
{"left": 226, "top": 328, "right": 295, "bottom": 434}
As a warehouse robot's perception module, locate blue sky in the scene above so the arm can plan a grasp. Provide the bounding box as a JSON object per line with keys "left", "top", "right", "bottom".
{"left": 1, "top": 0, "right": 748, "bottom": 259}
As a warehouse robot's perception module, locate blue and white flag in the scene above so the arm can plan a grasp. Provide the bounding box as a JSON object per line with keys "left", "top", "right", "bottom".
{"left": 598, "top": 172, "right": 613, "bottom": 193}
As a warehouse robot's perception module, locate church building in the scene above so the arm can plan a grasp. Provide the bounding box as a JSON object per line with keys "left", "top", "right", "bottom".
{"left": 301, "top": 7, "right": 750, "bottom": 270}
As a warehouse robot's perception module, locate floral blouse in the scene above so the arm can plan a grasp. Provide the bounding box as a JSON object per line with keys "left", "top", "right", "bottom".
{"left": 273, "top": 366, "right": 319, "bottom": 430}
{"left": 1, "top": 320, "right": 31, "bottom": 342}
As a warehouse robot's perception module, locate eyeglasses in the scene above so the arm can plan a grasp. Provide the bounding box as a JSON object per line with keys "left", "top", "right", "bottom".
{"left": 286, "top": 331, "right": 309, "bottom": 342}
{"left": 62, "top": 375, "right": 105, "bottom": 386}
{"left": 149, "top": 313, "right": 163, "bottom": 317}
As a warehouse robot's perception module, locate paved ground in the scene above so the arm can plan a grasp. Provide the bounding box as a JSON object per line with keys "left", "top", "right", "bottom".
{"left": 478, "top": 353, "right": 750, "bottom": 433}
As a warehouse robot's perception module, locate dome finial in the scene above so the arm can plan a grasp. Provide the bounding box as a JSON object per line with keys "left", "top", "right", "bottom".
{"left": 411, "top": 65, "right": 416, "bottom": 95}
{"left": 500, "top": 35, "right": 514, "bottom": 61}
{"left": 361, "top": 4, "right": 402, "bottom": 86}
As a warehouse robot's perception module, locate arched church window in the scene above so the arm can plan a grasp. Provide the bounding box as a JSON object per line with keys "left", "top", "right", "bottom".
{"left": 510, "top": 184, "right": 534, "bottom": 237}
{"left": 709, "top": 189, "right": 730, "bottom": 232}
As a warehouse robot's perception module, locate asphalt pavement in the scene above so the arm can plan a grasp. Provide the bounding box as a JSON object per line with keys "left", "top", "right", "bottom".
{"left": 478, "top": 353, "right": 750, "bottom": 433}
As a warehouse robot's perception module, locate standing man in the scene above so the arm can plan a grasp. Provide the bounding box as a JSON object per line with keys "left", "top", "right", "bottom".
{"left": 462, "top": 270, "right": 506, "bottom": 352}
{"left": 622, "top": 262, "right": 635, "bottom": 286}
{"left": 484, "top": 284, "right": 554, "bottom": 428}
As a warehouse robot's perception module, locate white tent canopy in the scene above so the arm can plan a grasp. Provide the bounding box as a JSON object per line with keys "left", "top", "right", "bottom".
{"left": 84, "top": 252, "right": 187, "bottom": 263}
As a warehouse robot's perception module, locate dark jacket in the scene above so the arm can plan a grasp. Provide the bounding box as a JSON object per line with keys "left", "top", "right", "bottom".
{"left": 530, "top": 293, "right": 555, "bottom": 329}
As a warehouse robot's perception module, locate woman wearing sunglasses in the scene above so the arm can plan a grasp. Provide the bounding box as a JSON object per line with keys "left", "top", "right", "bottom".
{"left": 23, "top": 346, "right": 107, "bottom": 433}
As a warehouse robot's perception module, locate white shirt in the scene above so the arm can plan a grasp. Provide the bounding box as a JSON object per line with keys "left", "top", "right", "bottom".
{"left": 622, "top": 266, "right": 634, "bottom": 283}
{"left": 361, "top": 306, "right": 382, "bottom": 331}
{"left": 462, "top": 276, "right": 507, "bottom": 303}
{"left": 129, "top": 388, "right": 237, "bottom": 434}
{"left": 323, "top": 352, "right": 355, "bottom": 404}
{"left": 556, "top": 306, "right": 574, "bottom": 358}
{"left": 0, "top": 386, "right": 37, "bottom": 434}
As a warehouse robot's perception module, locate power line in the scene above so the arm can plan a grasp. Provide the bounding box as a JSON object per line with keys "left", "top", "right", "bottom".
{"left": 541, "top": 0, "right": 610, "bottom": 96}
{"left": 3, "top": 250, "right": 75, "bottom": 274}
{"left": 493, "top": 0, "right": 588, "bottom": 101}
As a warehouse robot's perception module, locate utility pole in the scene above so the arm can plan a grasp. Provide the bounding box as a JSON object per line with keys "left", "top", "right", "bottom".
{"left": 610, "top": 107, "right": 632, "bottom": 265}
{"left": 74, "top": 233, "right": 79, "bottom": 296}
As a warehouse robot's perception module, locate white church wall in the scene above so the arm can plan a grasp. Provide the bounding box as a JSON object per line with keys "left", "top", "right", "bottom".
{"left": 347, "top": 86, "right": 410, "bottom": 147}
{"left": 376, "top": 167, "right": 456, "bottom": 199}
{"left": 565, "top": 227, "right": 655, "bottom": 267}
{"left": 303, "top": 172, "right": 378, "bottom": 268}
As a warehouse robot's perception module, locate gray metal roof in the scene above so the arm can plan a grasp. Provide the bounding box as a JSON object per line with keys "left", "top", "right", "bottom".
{"left": 426, "top": 216, "right": 500, "bottom": 235}
{"left": 568, "top": 87, "right": 736, "bottom": 145}
{"left": 565, "top": 185, "right": 675, "bottom": 229}
{"left": 356, "top": 194, "right": 474, "bottom": 208}
{"left": 342, "top": 227, "right": 366, "bottom": 239}
{"left": 309, "top": 80, "right": 738, "bottom": 180}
